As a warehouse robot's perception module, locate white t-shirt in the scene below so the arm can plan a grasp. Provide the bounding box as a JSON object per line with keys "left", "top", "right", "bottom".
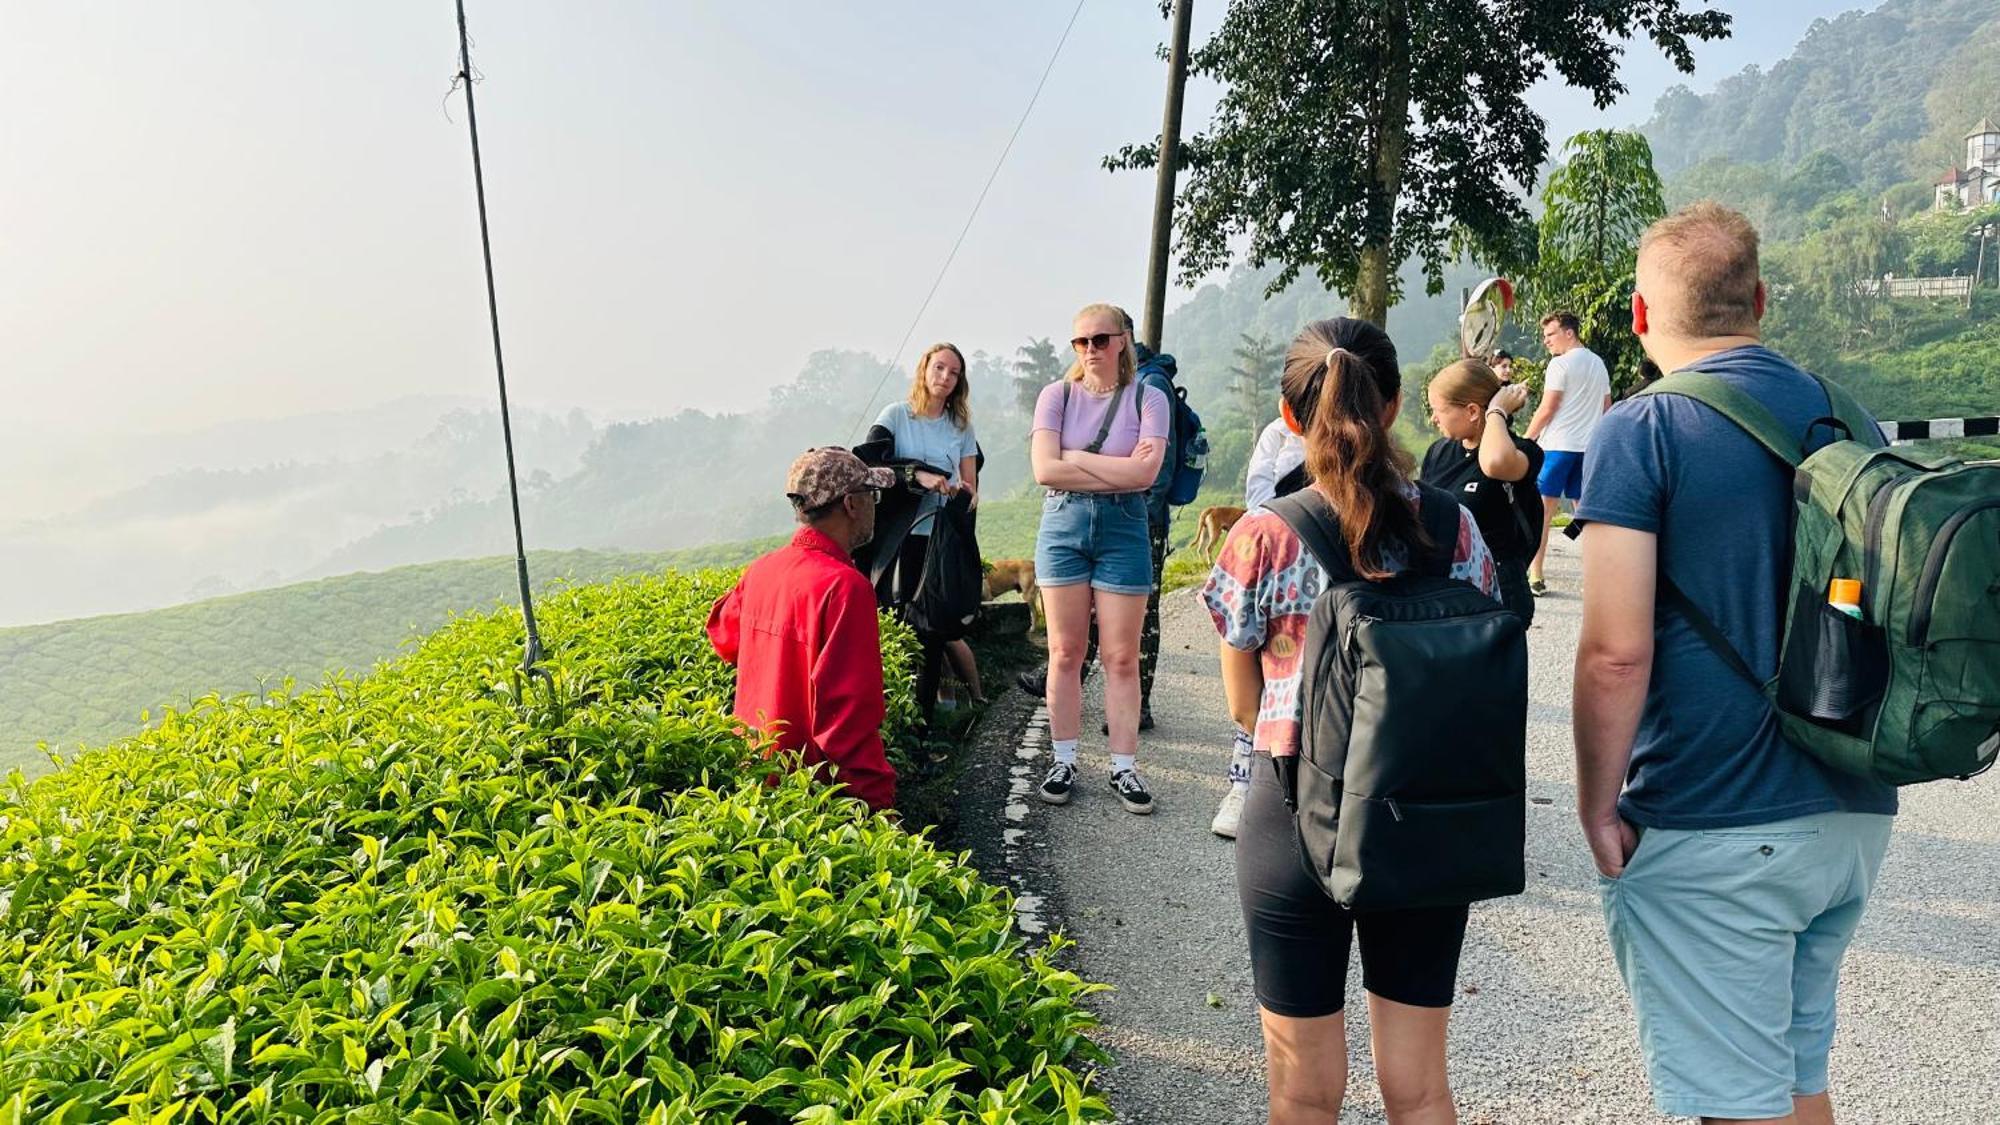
{"left": 1244, "top": 417, "right": 1307, "bottom": 509}
{"left": 875, "top": 402, "right": 978, "bottom": 534}
{"left": 1539, "top": 346, "right": 1611, "bottom": 453}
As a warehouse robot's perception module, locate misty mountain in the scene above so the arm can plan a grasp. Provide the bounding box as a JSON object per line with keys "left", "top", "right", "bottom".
{"left": 0, "top": 407, "right": 597, "bottom": 626}
{"left": 0, "top": 395, "right": 502, "bottom": 522}
{"left": 305, "top": 348, "right": 1039, "bottom": 578}
{"left": 300, "top": 262, "right": 1483, "bottom": 584}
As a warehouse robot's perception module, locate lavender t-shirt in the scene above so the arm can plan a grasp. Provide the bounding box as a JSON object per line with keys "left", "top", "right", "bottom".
{"left": 1032, "top": 379, "right": 1170, "bottom": 456}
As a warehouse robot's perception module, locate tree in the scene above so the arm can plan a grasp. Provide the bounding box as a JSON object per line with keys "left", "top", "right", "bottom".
{"left": 1228, "top": 331, "right": 1284, "bottom": 436}
{"left": 1107, "top": 0, "right": 1729, "bottom": 327}
{"left": 1012, "top": 337, "right": 1064, "bottom": 415}
{"left": 1521, "top": 129, "right": 1667, "bottom": 395}
{"left": 1903, "top": 203, "right": 2000, "bottom": 278}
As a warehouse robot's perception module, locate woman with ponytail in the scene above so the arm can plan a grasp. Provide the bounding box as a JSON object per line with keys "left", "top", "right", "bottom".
{"left": 1201, "top": 317, "right": 1497, "bottom": 1124}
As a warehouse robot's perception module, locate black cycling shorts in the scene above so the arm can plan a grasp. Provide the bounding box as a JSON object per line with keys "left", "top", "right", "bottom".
{"left": 1235, "top": 755, "right": 1470, "bottom": 1017}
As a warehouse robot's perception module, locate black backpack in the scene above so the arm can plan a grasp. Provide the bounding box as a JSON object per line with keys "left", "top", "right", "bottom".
{"left": 1266, "top": 487, "right": 1528, "bottom": 910}
{"left": 905, "top": 490, "right": 983, "bottom": 642}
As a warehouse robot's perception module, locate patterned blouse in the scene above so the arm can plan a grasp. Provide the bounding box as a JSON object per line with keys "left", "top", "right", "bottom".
{"left": 1201, "top": 486, "right": 1498, "bottom": 757}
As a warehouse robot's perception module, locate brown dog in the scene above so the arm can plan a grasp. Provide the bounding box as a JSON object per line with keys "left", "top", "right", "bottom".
{"left": 1193, "top": 505, "right": 1247, "bottom": 561}
{"left": 982, "top": 558, "right": 1042, "bottom": 630}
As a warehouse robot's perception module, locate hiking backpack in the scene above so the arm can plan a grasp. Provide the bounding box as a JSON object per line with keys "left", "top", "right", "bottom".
{"left": 1638, "top": 371, "right": 2000, "bottom": 785}
{"left": 1266, "top": 487, "right": 1528, "bottom": 910}
{"left": 1137, "top": 352, "right": 1209, "bottom": 509}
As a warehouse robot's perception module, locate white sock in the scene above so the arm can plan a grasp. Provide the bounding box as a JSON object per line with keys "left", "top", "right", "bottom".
{"left": 1110, "top": 753, "right": 1137, "bottom": 775}
{"left": 1052, "top": 739, "right": 1078, "bottom": 766}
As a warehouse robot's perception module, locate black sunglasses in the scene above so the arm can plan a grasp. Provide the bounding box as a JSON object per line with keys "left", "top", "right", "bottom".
{"left": 1070, "top": 331, "right": 1124, "bottom": 352}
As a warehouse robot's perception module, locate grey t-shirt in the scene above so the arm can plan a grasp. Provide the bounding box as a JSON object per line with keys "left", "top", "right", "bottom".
{"left": 875, "top": 402, "right": 978, "bottom": 535}
{"left": 1575, "top": 345, "right": 1897, "bottom": 830}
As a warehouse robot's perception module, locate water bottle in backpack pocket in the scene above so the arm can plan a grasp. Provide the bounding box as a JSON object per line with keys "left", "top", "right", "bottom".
{"left": 1267, "top": 487, "right": 1529, "bottom": 910}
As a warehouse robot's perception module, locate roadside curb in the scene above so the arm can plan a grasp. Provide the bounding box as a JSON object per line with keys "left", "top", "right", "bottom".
{"left": 951, "top": 686, "right": 1066, "bottom": 948}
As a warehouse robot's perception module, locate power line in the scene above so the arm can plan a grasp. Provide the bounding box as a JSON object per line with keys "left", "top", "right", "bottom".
{"left": 845, "top": 0, "right": 1090, "bottom": 442}
{"left": 452, "top": 0, "right": 547, "bottom": 680}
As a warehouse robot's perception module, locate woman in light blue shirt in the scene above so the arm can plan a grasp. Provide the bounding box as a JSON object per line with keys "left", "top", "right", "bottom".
{"left": 875, "top": 343, "right": 984, "bottom": 704}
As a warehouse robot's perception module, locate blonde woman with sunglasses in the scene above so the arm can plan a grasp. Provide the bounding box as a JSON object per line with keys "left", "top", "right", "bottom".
{"left": 1029, "top": 303, "right": 1170, "bottom": 813}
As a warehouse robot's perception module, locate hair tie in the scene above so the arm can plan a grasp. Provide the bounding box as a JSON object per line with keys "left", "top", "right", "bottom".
{"left": 1324, "top": 347, "right": 1354, "bottom": 370}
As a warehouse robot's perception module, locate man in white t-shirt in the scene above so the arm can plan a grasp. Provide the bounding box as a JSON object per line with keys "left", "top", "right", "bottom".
{"left": 1524, "top": 311, "right": 1611, "bottom": 594}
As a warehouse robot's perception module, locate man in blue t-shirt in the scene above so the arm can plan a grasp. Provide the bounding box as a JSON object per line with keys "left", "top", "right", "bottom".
{"left": 1573, "top": 202, "right": 1897, "bottom": 1124}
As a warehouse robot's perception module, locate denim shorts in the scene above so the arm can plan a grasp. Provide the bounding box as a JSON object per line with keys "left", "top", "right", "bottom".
{"left": 1599, "top": 811, "right": 1894, "bottom": 1120}
{"left": 1034, "top": 490, "right": 1153, "bottom": 596}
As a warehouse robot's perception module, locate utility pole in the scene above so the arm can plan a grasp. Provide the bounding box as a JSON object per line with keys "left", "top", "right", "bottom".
{"left": 453, "top": 0, "right": 547, "bottom": 680}
{"left": 1976, "top": 222, "right": 1998, "bottom": 302}
{"left": 1141, "top": 0, "right": 1194, "bottom": 354}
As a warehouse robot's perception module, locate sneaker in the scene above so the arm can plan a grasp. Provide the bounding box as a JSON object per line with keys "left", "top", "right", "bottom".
{"left": 1529, "top": 577, "right": 1549, "bottom": 597}
{"left": 1210, "top": 786, "right": 1247, "bottom": 838}
{"left": 1101, "top": 706, "right": 1156, "bottom": 737}
{"left": 1037, "top": 761, "right": 1078, "bottom": 805}
{"left": 1109, "top": 768, "right": 1155, "bottom": 815}
{"left": 1020, "top": 663, "right": 1097, "bottom": 700}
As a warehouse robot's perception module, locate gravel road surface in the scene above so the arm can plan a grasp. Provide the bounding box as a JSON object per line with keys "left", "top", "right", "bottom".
{"left": 981, "top": 536, "right": 2000, "bottom": 1124}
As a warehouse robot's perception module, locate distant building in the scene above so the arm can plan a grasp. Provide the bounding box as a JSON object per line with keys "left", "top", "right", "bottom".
{"left": 1933, "top": 118, "right": 2000, "bottom": 210}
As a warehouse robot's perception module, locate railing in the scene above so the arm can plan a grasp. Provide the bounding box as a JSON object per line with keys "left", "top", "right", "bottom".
{"left": 1850, "top": 275, "right": 1974, "bottom": 299}
{"left": 1880, "top": 416, "right": 2000, "bottom": 444}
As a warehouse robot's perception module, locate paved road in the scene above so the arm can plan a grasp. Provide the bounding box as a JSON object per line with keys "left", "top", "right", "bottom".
{"left": 991, "top": 536, "right": 2000, "bottom": 1124}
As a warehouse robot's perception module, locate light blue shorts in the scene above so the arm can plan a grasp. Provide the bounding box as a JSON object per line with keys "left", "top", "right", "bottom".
{"left": 1033, "top": 490, "right": 1153, "bottom": 597}
{"left": 1600, "top": 811, "right": 1894, "bottom": 1120}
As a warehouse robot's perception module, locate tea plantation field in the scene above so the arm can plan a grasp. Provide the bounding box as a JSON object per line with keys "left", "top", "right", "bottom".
{"left": 0, "top": 568, "right": 1109, "bottom": 1120}
{"left": 0, "top": 545, "right": 781, "bottom": 777}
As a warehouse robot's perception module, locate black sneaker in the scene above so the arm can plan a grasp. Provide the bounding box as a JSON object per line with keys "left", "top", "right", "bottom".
{"left": 1100, "top": 706, "right": 1156, "bottom": 736}
{"left": 1109, "top": 768, "right": 1155, "bottom": 815}
{"left": 1020, "top": 663, "right": 1096, "bottom": 700}
{"left": 1037, "top": 761, "right": 1078, "bottom": 805}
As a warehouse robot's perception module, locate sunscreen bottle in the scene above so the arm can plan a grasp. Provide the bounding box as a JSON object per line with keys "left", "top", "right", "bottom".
{"left": 1828, "top": 578, "right": 1863, "bottom": 621}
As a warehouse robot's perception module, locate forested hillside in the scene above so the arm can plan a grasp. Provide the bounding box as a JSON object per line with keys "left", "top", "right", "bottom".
{"left": 1643, "top": 0, "right": 1998, "bottom": 187}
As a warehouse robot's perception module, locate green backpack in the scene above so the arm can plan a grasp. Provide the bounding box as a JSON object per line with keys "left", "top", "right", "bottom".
{"left": 1638, "top": 370, "right": 2000, "bottom": 786}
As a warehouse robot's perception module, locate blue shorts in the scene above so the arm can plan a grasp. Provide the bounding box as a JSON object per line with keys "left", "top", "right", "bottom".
{"left": 1033, "top": 490, "right": 1153, "bottom": 597}
{"left": 1539, "top": 449, "right": 1585, "bottom": 500}
{"left": 1600, "top": 811, "right": 1893, "bottom": 1120}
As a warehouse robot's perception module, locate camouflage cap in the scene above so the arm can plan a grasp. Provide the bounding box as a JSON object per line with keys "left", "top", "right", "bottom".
{"left": 786, "top": 447, "right": 895, "bottom": 510}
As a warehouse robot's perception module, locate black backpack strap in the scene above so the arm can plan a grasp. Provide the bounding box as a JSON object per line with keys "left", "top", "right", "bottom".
{"left": 1633, "top": 369, "right": 1796, "bottom": 694}
{"left": 1272, "top": 462, "right": 1310, "bottom": 501}
{"left": 1412, "top": 485, "right": 1463, "bottom": 578}
{"left": 1079, "top": 381, "right": 1128, "bottom": 455}
{"left": 1265, "top": 490, "right": 1358, "bottom": 583}
{"left": 1659, "top": 576, "right": 1766, "bottom": 690}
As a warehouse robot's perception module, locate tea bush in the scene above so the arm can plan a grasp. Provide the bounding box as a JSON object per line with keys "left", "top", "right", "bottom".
{"left": 0, "top": 569, "right": 1107, "bottom": 1122}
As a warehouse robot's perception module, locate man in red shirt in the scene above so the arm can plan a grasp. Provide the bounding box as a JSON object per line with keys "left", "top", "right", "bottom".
{"left": 706, "top": 447, "right": 899, "bottom": 812}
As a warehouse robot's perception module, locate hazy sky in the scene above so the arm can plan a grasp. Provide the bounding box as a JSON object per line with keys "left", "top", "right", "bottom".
{"left": 3, "top": 1, "right": 1865, "bottom": 438}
